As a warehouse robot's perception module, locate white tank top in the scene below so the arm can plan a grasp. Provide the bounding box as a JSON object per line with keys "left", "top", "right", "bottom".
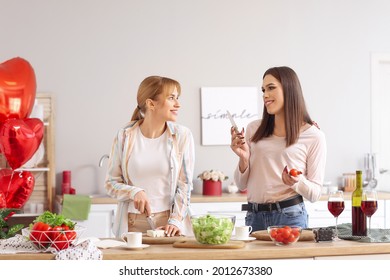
{"left": 127, "top": 127, "right": 170, "bottom": 213}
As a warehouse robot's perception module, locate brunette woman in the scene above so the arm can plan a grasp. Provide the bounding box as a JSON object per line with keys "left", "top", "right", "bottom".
{"left": 230, "top": 66, "right": 326, "bottom": 231}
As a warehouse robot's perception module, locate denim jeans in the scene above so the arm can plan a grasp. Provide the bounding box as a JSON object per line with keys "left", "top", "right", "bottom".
{"left": 245, "top": 202, "right": 308, "bottom": 231}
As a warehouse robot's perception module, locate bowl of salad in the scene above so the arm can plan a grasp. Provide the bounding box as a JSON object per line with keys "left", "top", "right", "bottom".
{"left": 191, "top": 214, "right": 235, "bottom": 245}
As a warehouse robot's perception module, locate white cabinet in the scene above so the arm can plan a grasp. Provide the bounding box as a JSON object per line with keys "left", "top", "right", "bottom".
{"left": 305, "top": 200, "right": 386, "bottom": 229}
{"left": 75, "top": 204, "right": 116, "bottom": 238}
{"left": 305, "top": 200, "right": 351, "bottom": 228}
{"left": 315, "top": 254, "right": 390, "bottom": 260}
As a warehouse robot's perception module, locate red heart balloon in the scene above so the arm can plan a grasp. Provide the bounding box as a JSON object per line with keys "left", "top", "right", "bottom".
{"left": 0, "top": 118, "right": 44, "bottom": 170}
{"left": 0, "top": 169, "right": 35, "bottom": 209}
{"left": 0, "top": 57, "right": 36, "bottom": 122}
{"left": 0, "top": 192, "right": 6, "bottom": 208}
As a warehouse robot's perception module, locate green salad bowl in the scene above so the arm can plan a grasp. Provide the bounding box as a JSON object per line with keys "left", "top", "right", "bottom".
{"left": 191, "top": 214, "right": 236, "bottom": 245}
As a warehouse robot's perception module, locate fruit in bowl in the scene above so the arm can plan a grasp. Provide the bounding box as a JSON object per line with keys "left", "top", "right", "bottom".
{"left": 191, "top": 214, "right": 235, "bottom": 245}
{"left": 22, "top": 211, "right": 84, "bottom": 251}
{"left": 267, "top": 225, "right": 302, "bottom": 246}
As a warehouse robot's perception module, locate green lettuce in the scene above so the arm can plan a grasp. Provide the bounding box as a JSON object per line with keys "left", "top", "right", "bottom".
{"left": 191, "top": 214, "right": 234, "bottom": 244}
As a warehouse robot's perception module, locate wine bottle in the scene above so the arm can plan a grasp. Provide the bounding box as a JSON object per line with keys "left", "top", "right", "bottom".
{"left": 352, "top": 170, "right": 367, "bottom": 236}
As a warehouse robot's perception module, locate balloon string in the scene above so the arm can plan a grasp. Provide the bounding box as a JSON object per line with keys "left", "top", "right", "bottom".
{"left": 5, "top": 169, "right": 15, "bottom": 198}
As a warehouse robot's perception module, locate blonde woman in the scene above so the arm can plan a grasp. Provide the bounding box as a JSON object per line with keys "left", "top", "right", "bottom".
{"left": 105, "top": 76, "right": 195, "bottom": 237}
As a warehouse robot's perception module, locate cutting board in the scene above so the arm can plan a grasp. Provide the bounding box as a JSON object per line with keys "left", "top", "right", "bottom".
{"left": 173, "top": 240, "right": 245, "bottom": 249}
{"left": 142, "top": 234, "right": 188, "bottom": 244}
{"left": 251, "top": 229, "right": 315, "bottom": 241}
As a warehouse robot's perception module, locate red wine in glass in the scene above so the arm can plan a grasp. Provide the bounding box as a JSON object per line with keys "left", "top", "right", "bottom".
{"left": 328, "top": 201, "right": 345, "bottom": 217}
{"left": 361, "top": 189, "right": 378, "bottom": 238}
{"left": 327, "top": 190, "right": 345, "bottom": 240}
{"left": 361, "top": 200, "right": 378, "bottom": 217}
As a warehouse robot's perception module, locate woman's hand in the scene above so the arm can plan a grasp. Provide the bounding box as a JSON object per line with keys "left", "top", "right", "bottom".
{"left": 158, "top": 224, "right": 181, "bottom": 237}
{"left": 230, "top": 127, "right": 250, "bottom": 171}
{"left": 133, "top": 191, "right": 152, "bottom": 216}
{"left": 282, "top": 166, "right": 300, "bottom": 186}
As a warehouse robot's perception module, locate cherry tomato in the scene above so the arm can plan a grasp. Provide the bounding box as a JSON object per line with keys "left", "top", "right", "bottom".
{"left": 289, "top": 169, "right": 302, "bottom": 177}
{"left": 30, "top": 222, "right": 52, "bottom": 249}
{"left": 287, "top": 234, "right": 296, "bottom": 243}
{"left": 282, "top": 228, "right": 292, "bottom": 239}
{"left": 50, "top": 226, "right": 76, "bottom": 250}
{"left": 270, "top": 229, "right": 278, "bottom": 238}
{"left": 291, "top": 228, "right": 300, "bottom": 238}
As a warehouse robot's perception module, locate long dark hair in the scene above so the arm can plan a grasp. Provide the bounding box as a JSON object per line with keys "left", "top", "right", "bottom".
{"left": 251, "top": 66, "right": 313, "bottom": 146}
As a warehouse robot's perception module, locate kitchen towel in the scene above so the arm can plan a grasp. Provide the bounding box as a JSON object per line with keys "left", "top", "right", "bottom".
{"left": 335, "top": 223, "right": 390, "bottom": 243}
{"left": 0, "top": 234, "right": 40, "bottom": 254}
{"left": 55, "top": 239, "right": 102, "bottom": 260}
{"left": 62, "top": 194, "right": 91, "bottom": 221}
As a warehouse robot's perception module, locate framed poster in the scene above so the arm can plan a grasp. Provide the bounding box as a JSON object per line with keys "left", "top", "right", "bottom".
{"left": 201, "top": 87, "right": 260, "bottom": 145}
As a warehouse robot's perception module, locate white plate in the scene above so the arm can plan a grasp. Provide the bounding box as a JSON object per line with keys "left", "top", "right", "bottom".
{"left": 231, "top": 236, "right": 256, "bottom": 242}
{"left": 119, "top": 244, "right": 150, "bottom": 250}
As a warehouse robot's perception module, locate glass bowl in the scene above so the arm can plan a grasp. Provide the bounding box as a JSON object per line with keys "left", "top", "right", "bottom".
{"left": 267, "top": 225, "right": 302, "bottom": 246}
{"left": 191, "top": 214, "right": 235, "bottom": 245}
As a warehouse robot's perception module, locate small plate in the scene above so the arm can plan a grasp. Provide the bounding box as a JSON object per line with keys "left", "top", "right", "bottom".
{"left": 120, "top": 244, "right": 150, "bottom": 250}
{"left": 231, "top": 236, "right": 256, "bottom": 242}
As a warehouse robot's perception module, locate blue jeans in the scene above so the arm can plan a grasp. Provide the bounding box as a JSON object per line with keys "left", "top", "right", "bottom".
{"left": 245, "top": 202, "right": 308, "bottom": 231}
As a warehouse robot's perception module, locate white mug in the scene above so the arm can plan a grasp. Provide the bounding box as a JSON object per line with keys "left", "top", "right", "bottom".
{"left": 235, "top": 226, "right": 253, "bottom": 239}
{"left": 121, "top": 232, "right": 142, "bottom": 247}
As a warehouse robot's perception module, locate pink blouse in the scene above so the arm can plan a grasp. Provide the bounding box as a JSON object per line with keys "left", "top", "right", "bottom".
{"left": 234, "top": 120, "right": 327, "bottom": 203}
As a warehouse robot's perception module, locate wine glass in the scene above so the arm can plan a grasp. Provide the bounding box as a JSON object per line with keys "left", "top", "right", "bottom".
{"left": 361, "top": 189, "right": 378, "bottom": 238}
{"left": 327, "top": 190, "right": 345, "bottom": 241}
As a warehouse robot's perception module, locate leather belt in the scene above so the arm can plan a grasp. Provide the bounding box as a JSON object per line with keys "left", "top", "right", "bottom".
{"left": 241, "top": 195, "right": 303, "bottom": 212}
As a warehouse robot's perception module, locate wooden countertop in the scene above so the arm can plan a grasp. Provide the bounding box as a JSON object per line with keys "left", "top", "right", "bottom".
{"left": 2, "top": 238, "right": 390, "bottom": 260}
{"left": 59, "top": 191, "right": 390, "bottom": 205}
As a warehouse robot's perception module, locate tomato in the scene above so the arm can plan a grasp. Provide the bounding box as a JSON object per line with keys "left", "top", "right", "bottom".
{"left": 289, "top": 169, "right": 302, "bottom": 177}
{"left": 50, "top": 226, "right": 77, "bottom": 250}
{"left": 30, "top": 222, "right": 52, "bottom": 249}
{"left": 270, "top": 229, "right": 278, "bottom": 238}
{"left": 66, "top": 229, "right": 77, "bottom": 241}
{"left": 287, "top": 234, "right": 296, "bottom": 243}
{"left": 275, "top": 233, "right": 284, "bottom": 243}
{"left": 281, "top": 228, "right": 291, "bottom": 239}
{"left": 291, "top": 228, "right": 300, "bottom": 238}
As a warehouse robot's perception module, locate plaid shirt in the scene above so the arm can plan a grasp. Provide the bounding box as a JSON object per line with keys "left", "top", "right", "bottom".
{"left": 105, "top": 120, "right": 195, "bottom": 237}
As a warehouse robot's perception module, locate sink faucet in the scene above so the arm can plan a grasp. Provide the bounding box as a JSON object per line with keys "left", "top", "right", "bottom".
{"left": 99, "top": 154, "right": 109, "bottom": 167}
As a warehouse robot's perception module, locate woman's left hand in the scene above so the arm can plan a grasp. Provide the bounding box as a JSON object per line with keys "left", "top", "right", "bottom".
{"left": 159, "top": 224, "right": 181, "bottom": 237}
{"left": 282, "top": 166, "right": 300, "bottom": 186}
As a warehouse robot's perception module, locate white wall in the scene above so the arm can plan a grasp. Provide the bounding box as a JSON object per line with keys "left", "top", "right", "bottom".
{"left": 1, "top": 0, "right": 389, "bottom": 195}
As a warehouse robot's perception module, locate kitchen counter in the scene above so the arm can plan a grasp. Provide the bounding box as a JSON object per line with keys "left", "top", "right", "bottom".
{"left": 1, "top": 238, "right": 390, "bottom": 260}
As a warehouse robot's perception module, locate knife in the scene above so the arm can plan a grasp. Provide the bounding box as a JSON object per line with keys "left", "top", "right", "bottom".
{"left": 146, "top": 215, "right": 156, "bottom": 230}
{"left": 226, "top": 110, "right": 240, "bottom": 133}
